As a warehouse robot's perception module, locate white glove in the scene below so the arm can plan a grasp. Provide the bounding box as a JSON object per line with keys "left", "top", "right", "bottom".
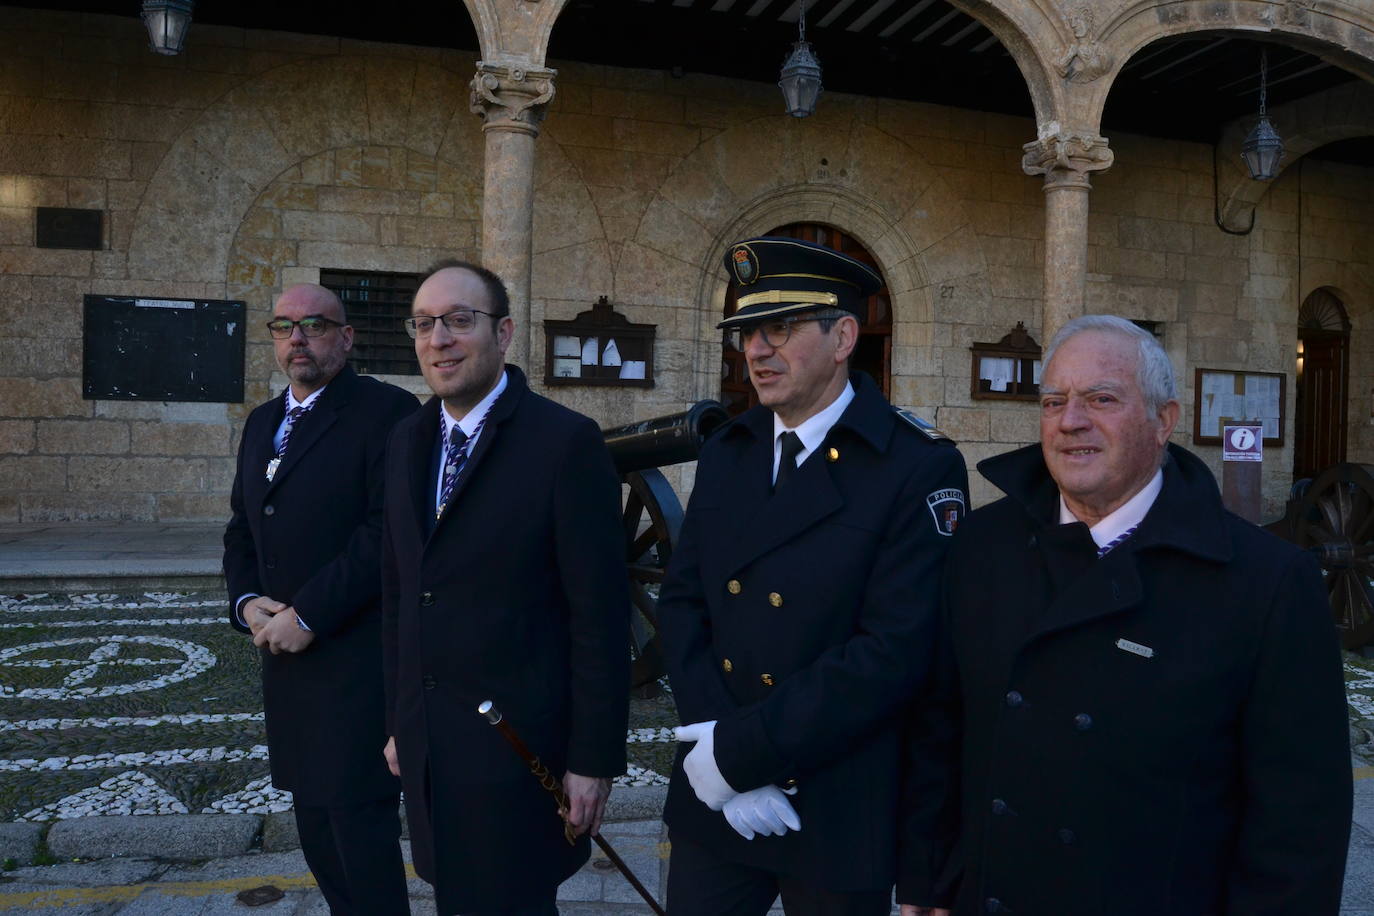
{"left": 675, "top": 720, "right": 736, "bottom": 811}
{"left": 722, "top": 785, "right": 801, "bottom": 840}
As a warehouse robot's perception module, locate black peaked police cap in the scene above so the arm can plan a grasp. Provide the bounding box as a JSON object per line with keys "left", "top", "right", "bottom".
{"left": 719, "top": 236, "right": 882, "bottom": 329}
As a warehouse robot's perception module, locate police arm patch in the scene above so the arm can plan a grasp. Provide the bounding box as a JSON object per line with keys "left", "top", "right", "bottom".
{"left": 926, "top": 488, "right": 965, "bottom": 536}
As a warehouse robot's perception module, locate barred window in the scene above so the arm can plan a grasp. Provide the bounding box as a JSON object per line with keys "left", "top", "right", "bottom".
{"left": 320, "top": 269, "right": 421, "bottom": 376}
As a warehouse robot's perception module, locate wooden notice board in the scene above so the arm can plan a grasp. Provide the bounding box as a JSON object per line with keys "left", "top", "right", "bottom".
{"left": 1192, "top": 368, "right": 1285, "bottom": 446}
{"left": 82, "top": 295, "right": 245, "bottom": 403}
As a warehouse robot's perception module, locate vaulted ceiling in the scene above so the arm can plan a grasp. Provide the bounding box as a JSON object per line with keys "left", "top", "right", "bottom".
{"left": 12, "top": 0, "right": 1373, "bottom": 163}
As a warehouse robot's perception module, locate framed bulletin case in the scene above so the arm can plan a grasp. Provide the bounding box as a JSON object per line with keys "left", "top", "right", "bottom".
{"left": 1192, "top": 368, "right": 1285, "bottom": 446}
{"left": 970, "top": 322, "right": 1041, "bottom": 401}
{"left": 543, "top": 296, "right": 655, "bottom": 388}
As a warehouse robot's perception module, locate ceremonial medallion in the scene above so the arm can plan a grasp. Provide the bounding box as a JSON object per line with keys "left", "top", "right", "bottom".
{"left": 265, "top": 457, "right": 281, "bottom": 482}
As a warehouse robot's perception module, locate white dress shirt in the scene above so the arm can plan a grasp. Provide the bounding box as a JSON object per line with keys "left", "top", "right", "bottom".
{"left": 434, "top": 369, "right": 508, "bottom": 508}
{"left": 771, "top": 382, "right": 855, "bottom": 484}
{"left": 1059, "top": 468, "right": 1163, "bottom": 550}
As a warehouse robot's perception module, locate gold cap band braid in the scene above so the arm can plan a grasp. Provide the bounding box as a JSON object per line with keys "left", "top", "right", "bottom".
{"left": 737, "top": 289, "right": 839, "bottom": 309}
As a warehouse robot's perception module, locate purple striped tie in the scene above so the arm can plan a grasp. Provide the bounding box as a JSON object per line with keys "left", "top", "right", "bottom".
{"left": 436, "top": 424, "right": 468, "bottom": 521}
{"left": 436, "top": 409, "right": 494, "bottom": 520}
{"left": 1097, "top": 524, "right": 1139, "bottom": 558}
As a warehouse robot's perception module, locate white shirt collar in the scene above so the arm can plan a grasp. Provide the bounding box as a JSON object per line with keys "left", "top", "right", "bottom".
{"left": 772, "top": 381, "right": 855, "bottom": 478}
{"left": 286, "top": 385, "right": 325, "bottom": 412}
{"left": 440, "top": 369, "right": 507, "bottom": 442}
{"left": 1059, "top": 468, "right": 1163, "bottom": 549}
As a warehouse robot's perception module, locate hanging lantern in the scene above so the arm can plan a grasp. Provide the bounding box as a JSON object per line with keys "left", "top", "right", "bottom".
{"left": 779, "top": 1, "right": 822, "bottom": 118}
{"left": 1241, "top": 49, "right": 1285, "bottom": 180}
{"left": 141, "top": 0, "right": 194, "bottom": 56}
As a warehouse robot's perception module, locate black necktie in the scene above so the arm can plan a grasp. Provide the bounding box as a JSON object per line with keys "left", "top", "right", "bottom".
{"left": 774, "top": 431, "right": 804, "bottom": 492}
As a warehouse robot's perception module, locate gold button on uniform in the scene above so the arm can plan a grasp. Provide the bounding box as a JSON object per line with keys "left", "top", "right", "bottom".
{"left": 722, "top": 658, "right": 733, "bottom": 673}
{"left": 727, "top": 579, "right": 742, "bottom": 595}
{"left": 826, "top": 447, "right": 839, "bottom": 462}
{"left": 768, "top": 592, "right": 783, "bottom": 607}
{"left": 760, "top": 673, "right": 774, "bottom": 686}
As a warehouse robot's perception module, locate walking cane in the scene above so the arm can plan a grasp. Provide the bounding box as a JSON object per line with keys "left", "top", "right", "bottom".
{"left": 477, "top": 700, "right": 667, "bottom": 916}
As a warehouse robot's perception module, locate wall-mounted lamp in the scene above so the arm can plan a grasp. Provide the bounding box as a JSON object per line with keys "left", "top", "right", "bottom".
{"left": 779, "top": 0, "right": 822, "bottom": 118}
{"left": 1241, "top": 48, "right": 1284, "bottom": 180}
{"left": 142, "top": 0, "right": 193, "bottom": 55}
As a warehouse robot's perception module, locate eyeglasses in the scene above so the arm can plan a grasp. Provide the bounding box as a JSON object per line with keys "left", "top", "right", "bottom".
{"left": 403, "top": 308, "right": 501, "bottom": 339}
{"left": 725, "top": 315, "right": 824, "bottom": 351}
{"left": 265, "top": 316, "right": 344, "bottom": 339}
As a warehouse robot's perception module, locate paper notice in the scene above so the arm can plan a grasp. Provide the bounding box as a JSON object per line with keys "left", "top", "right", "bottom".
{"left": 602, "top": 339, "right": 622, "bottom": 367}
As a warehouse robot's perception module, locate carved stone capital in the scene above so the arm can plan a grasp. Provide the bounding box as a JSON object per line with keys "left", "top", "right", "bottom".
{"left": 1022, "top": 132, "right": 1114, "bottom": 188}
{"left": 470, "top": 63, "right": 557, "bottom": 136}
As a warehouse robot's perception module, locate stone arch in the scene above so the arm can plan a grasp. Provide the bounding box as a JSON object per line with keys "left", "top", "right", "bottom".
{"left": 614, "top": 115, "right": 991, "bottom": 411}
{"left": 944, "top": 0, "right": 1069, "bottom": 133}
{"left": 127, "top": 53, "right": 483, "bottom": 286}
{"left": 1082, "top": 0, "right": 1374, "bottom": 130}
{"left": 462, "top": 0, "right": 569, "bottom": 66}
{"left": 1216, "top": 80, "right": 1374, "bottom": 231}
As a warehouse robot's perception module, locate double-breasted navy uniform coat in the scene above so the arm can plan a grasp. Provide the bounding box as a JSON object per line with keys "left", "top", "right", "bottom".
{"left": 901, "top": 442, "right": 1352, "bottom": 915}
{"left": 659, "top": 371, "right": 969, "bottom": 893}
{"left": 380, "top": 366, "right": 629, "bottom": 914}
{"left": 223, "top": 365, "right": 419, "bottom": 806}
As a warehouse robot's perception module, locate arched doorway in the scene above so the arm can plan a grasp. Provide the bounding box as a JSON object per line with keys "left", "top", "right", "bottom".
{"left": 1294, "top": 288, "right": 1351, "bottom": 480}
{"left": 719, "top": 224, "right": 893, "bottom": 416}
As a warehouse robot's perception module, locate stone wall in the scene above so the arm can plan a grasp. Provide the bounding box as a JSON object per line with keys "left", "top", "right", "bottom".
{"left": 0, "top": 7, "right": 1370, "bottom": 522}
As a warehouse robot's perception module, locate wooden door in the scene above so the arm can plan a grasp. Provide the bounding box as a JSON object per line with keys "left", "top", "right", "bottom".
{"left": 1294, "top": 331, "right": 1348, "bottom": 480}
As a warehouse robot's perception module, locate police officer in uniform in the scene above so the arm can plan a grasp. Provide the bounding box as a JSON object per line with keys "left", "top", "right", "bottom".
{"left": 659, "top": 236, "right": 968, "bottom": 916}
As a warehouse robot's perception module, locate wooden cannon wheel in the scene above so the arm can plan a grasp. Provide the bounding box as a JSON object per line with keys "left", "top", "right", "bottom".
{"left": 1291, "top": 462, "right": 1374, "bottom": 650}
{"left": 622, "top": 467, "right": 684, "bottom": 696}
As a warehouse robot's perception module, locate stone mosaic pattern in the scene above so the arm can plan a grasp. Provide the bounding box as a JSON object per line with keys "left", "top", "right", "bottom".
{"left": 0, "top": 589, "right": 675, "bottom": 822}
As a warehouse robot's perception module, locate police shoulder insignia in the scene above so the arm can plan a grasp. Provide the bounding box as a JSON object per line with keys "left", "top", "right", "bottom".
{"left": 926, "top": 488, "right": 965, "bottom": 537}
{"left": 730, "top": 243, "right": 760, "bottom": 285}
{"left": 894, "top": 408, "right": 956, "bottom": 444}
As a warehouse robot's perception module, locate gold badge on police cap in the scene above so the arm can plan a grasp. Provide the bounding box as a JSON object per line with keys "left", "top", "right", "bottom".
{"left": 730, "top": 243, "right": 760, "bottom": 285}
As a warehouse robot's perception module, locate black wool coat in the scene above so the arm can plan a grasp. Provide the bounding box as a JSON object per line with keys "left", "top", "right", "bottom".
{"left": 223, "top": 365, "right": 419, "bottom": 806}
{"left": 381, "top": 366, "right": 629, "bottom": 915}
{"left": 659, "top": 372, "right": 969, "bottom": 893}
{"left": 901, "top": 442, "right": 1352, "bottom": 915}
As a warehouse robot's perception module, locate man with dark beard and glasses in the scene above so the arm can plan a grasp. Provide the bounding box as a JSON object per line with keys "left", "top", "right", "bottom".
{"left": 224, "top": 283, "right": 417, "bottom": 915}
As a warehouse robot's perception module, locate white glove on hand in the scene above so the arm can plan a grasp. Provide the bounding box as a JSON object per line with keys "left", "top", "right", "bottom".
{"left": 675, "top": 720, "right": 736, "bottom": 811}
{"left": 722, "top": 785, "right": 801, "bottom": 840}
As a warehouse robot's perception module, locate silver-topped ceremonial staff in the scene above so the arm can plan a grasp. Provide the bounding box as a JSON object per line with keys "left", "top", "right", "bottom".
{"left": 477, "top": 700, "right": 666, "bottom": 916}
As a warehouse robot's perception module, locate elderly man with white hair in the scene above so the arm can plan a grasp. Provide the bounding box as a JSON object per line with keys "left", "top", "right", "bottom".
{"left": 898, "top": 314, "right": 1352, "bottom": 916}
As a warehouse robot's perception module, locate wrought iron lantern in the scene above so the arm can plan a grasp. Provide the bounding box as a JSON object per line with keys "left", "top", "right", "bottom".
{"left": 141, "top": 0, "right": 193, "bottom": 55}
{"left": 1241, "top": 49, "right": 1284, "bottom": 180}
{"left": 779, "top": 1, "right": 822, "bottom": 118}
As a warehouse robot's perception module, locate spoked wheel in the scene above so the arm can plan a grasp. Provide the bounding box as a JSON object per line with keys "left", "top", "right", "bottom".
{"left": 622, "top": 468, "right": 685, "bottom": 697}
{"left": 1293, "top": 462, "right": 1374, "bottom": 650}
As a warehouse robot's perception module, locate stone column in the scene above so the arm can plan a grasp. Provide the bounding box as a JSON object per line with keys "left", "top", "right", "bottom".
{"left": 470, "top": 62, "right": 556, "bottom": 370}
{"left": 1022, "top": 132, "right": 1113, "bottom": 342}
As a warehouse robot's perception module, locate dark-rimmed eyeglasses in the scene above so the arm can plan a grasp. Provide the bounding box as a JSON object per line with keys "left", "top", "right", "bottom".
{"left": 265, "top": 316, "right": 344, "bottom": 339}
{"left": 403, "top": 308, "right": 500, "bottom": 339}
{"left": 725, "top": 315, "right": 824, "bottom": 352}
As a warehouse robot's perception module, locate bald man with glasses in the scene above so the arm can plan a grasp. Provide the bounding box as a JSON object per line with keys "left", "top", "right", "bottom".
{"left": 224, "top": 283, "right": 418, "bottom": 915}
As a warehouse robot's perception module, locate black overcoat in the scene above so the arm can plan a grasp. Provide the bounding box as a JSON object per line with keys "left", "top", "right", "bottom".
{"left": 380, "top": 366, "right": 629, "bottom": 914}
{"left": 223, "top": 365, "right": 418, "bottom": 806}
{"left": 659, "top": 372, "right": 969, "bottom": 893}
{"left": 902, "top": 442, "right": 1352, "bottom": 915}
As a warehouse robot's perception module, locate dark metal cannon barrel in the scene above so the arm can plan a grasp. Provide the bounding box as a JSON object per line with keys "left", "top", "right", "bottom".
{"left": 601, "top": 400, "right": 730, "bottom": 475}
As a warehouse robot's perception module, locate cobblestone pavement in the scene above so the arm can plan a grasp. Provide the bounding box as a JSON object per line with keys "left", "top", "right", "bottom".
{"left": 0, "top": 590, "right": 677, "bottom": 824}
{"left": 0, "top": 525, "right": 1372, "bottom": 913}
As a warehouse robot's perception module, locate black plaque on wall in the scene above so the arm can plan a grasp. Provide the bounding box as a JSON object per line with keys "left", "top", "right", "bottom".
{"left": 82, "top": 295, "right": 245, "bottom": 402}
{"left": 36, "top": 207, "right": 103, "bottom": 250}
